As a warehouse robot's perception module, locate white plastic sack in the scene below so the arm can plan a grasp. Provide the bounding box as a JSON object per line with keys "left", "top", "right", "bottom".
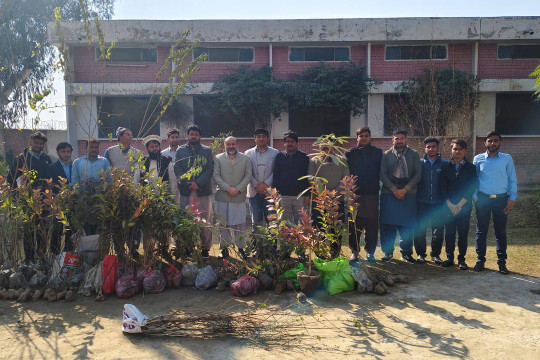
{"left": 195, "top": 265, "right": 218, "bottom": 290}
{"left": 181, "top": 263, "right": 199, "bottom": 286}
{"left": 122, "top": 304, "right": 148, "bottom": 334}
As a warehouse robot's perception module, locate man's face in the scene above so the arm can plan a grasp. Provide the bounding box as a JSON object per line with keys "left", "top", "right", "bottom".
{"left": 451, "top": 144, "right": 466, "bottom": 162}
{"left": 147, "top": 141, "right": 161, "bottom": 155}
{"left": 57, "top": 147, "right": 72, "bottom": 163}
{"left": 119, "top": 130, "right": 133, "bottom": 146}
{"left": 30, "top": 138, "right": 45, "bottom": 154}
{"left": 88, "top": 143, "right": 99, "bottom": 158}
{"left": 188, "top": 130, "right": 201, "bottom": 145}
{"left": 392, "top": 134, "right": 407, "bottom": 150}
{"left": 424, "top": 142, "right": 438, "bottom": 158}
{"left": 168, "top": 133, "right": 180, "bottom": 147}
{"left": 485, "top": 136, "right": 501, "bottom": 153}
{"left": 254, "top": 134, "right": 268, "bottom": 148}
{"left": 284, "top": 137, "right": 297, "bottom": 152}
{"left": 357, "top": 131, "right": 371, "bottom": 147}
{"left": 225, "top": 138, "right": 237, "bottom": 155}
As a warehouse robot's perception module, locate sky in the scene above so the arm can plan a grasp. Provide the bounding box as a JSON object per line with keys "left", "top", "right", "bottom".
{"left": 29, "top": 0, "right": 540, "bottom": 130}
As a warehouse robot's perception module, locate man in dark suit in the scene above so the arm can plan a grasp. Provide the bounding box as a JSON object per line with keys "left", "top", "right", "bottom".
{"left": 49, "top": 142, "right": 73, "bottom": 189}
{"left": 8, "top": 131, "right": 52, "bottom": 189}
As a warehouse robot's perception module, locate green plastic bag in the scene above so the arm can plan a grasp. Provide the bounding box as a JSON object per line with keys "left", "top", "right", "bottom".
{"left": 313, "top": 257, "right": 355, "bottom": 295}
{"left": 283, "top": 263, "right": 306, "bottom": 289}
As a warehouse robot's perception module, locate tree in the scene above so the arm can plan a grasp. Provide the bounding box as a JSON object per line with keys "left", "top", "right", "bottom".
{"left": 0, "top": 0, "right": 115, "bottom": 155}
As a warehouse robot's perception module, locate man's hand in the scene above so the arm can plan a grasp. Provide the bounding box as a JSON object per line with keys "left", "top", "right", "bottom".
{"left": 227, "top": 187, "right": 240, "bottom": 197}
{"left": 255, "top": 183, "right": 268, "bottom": 194}
{"left": 503, "top": 199, "right": 515, "bottom": 214}
{"left": 188, "top": 181, "right": 200, "bottom": 191}
{"left": 447, "top": 203, "right": 461, "bottom": 216}
{"left": 303, "top": 196, "right": 311, "bottom": 206}
{"left": 393, "top": 189, "right": 407, "bottom": 200}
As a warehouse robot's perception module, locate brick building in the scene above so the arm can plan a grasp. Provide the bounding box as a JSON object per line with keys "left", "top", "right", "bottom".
{"left": 48, "top": 17, "right": 540, "bottom": 185}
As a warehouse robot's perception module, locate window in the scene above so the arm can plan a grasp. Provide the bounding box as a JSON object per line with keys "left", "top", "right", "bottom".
{"left": 193, "top": 96, "right": 255, "bottom": 137}
{"left": 288, "top": 102, "right": 350, "bottom": 137}
{"left": 385, "top": 45, "right": 447, "bottom": 60}
{"left": 97, "top": 97, "right": 162, "bottom": 139}
{"left": 498, "top": 45, "right": 540, "bottom": 59}
{"left": 383, "top": 94, "right": 408, "bottom": 136}
{"left": 495, "top": 93, "right": 540, "bottom": 135}
{"left": 194, "top": 48, "right": 254, "bottom": 62}
{"left": 289, "top": 47, "right": 350, "bottom": 62}
{"left": 96, "top": 47, "right": 157, "bottom": 62}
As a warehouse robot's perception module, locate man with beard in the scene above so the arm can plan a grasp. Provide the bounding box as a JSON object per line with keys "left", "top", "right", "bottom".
{"left": 174, "top": 124, "right": 214, "bottom": 259}
{"left": 345, "top": 127, "right": 383, "bottom": 263}
{"left": 141, "top": 135, "right": 177, "bottom": 196}
{"left": 213, "top": 136, "right": 252, "bottom": 260}
{"left": 162, "top": 128, "right": 181, "bottom": 159}
{"left": 473, "top": 131, "right": 517, "bottom": 275}
{"left": 8, "top": 131, "right": 52, "bottom": 188}
{"left": 104, "top": 127, "right": 142, "bottom": 183}
{"left": 379, "top": 129, "right": 421, "bottom": 264}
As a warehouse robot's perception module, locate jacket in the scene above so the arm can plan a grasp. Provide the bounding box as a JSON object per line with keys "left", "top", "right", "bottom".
{"left": 8, "top": 149, "right": 52, "bottom": 188}
{"left": 346, "top": 144, "right": 383, "bottom": 195}
{"left": 173, "top": 143, "right": 214, "bottom": 197}
{"left": 380, "top": 146, "right": 422, "bottom": 195}
{"left": 417, "top": 153, "right": 448, "bottom": 204}
{"left": 244, "top": 146, "right": 279, "bottom": 198}
{"left": 49, "top": 160, "right": 72, "bottom": 189}
{"left": 213, "top": 152, "right": 252, "bottom": 203}
{"left": 273, "top": 150, "right": 310, "bottom": 197}
{"left": 440, "top": 159, "right": 478, "bottom": 210}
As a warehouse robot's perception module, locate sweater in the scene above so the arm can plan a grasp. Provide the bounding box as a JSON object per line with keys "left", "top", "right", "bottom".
{"left": 345, "top": 144, "right": 383, "bottom": 195}
{"left": 173, "top": 143, "right": 214, "bottom": 197}
{"left": 273, "top": 150, "right": 310, "bottom": 197}
{"left": 417, "top": 153, "right": 449, "bottom": 205}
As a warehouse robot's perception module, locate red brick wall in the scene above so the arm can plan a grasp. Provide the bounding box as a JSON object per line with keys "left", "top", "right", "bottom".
{"left": 72, "top": 46, "right": 172, "bottom": 83}
{"left": 370, "top": 43, "right": 473, "bottom": 81}
{"left": 477, "top": 43, "right": 539, "bottom": 79}
{"left": 272, "top": 45, "right": 367, "bottom": 80}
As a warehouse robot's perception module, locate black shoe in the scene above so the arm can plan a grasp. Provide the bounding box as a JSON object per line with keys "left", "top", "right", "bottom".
{"left": 416, "top": 255, "right": 426, "bottom": 264}
{"left": 441, "top": 259, "right": 454, "bottom": 268}
{"left": 458, "top": 262, "right": 468, "bottom": 270}
{"left": 381, "top": 253, "right": 393, "bottom": 262}
{"left": 238, "top": 248, "right": 248, "bottom": 261}
{"left": 349, "top": 253, "right": 359, "bottom": 263}
{"left": 366, "top": 254, "right": 376, "bottom": 263}
{"left": 401, "top": 254, "right": 416, "bottom": 264}
{"left": 201, "top": 249, "right": 209, "bottom": 259}
{"left": 218, "top": 248, "right": 229, "bottom": 259}
{"left": 473, "top": 261, "right": 485, "bottom": 272}
{"left": 297, "top": 254, "right": 306, "bottom": 262}
{"left": 498, "top": 263, "right": 509, "bottom": 275}
{"left": 431, "top": 256, "right": 443, "bottom": 265}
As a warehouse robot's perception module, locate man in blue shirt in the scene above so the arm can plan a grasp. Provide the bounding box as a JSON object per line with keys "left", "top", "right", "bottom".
{"left": 473, "top": 131, "right": 517, "bottom": 275}
{"left": 72, "top": 138, "right": 111, "bottom": 184}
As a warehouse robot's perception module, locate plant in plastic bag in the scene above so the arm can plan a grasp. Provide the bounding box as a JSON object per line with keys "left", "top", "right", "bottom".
{"left": 28, "top": 271, "right": 48, "bottom": 289}
{"left": 180, "top": 263, "right": 199, "bottom": 286}
{"left": 163, "top": 265, "right": 182, "bottom": 288}
{"left": 9, "top": 271, "right": 27, "bottom": 290}
{"left": 115, "top": 275, "right": 140, "bottom": 299}
{"left": 195, "top": 266, "right": 218, "bottom": 290}
{"left": 142, "top": 270, "right": 166, "bottom": 294}
{"left": 230, "top": 275, "right": 259, "bottom": 297}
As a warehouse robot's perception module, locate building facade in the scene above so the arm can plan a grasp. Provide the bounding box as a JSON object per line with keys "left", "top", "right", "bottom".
{"left": 49, "top": 17, "right": 540, "bottom": 184}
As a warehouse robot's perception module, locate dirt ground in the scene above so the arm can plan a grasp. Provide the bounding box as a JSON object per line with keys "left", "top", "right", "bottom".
{"left": 0, "top": 259, "right": 539, "bottom": 360}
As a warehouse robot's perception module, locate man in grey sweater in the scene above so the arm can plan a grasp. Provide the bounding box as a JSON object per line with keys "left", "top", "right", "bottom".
{"left": 379, "top": 129, "right": 422, "bottom": 263}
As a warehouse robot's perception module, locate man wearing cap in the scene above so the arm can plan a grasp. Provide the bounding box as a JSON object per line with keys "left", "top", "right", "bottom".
{"left": 141, "top": 135, "right": 178, "bottom": 197}
{"left": 213, "top": 136, "right": 252, "bottom": 260}
{"left": 104, "top": 127, "right": 142, "bottom": 183}
{"left": 244, "top": 128, "right": 279, "bottom": 228}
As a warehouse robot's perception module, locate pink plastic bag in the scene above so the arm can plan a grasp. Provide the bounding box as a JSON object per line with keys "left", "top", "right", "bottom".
{"left": 115, "top": 275, "right": 140, "bottom": 299}
{"left": 102, "top": 255, "right": 118, "bottom": 295}
{"left": 231, "top": 275, "right": 260, "bottom": 297}
{"left": 142, "top": 270, "right": 166, "bottom": 293}
{"left": 163, "top": 265, "right": 182, "bottom": 288}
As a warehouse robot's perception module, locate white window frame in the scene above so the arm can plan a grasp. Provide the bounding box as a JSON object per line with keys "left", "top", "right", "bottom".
{"left": 193, "top": 47, "right": 255, "bottom": 63}
{"left": 288, "top": 46, "right": 352, "bottom": 63}
{"left": 384, "top": 44, "right": 448, "bottom": 62}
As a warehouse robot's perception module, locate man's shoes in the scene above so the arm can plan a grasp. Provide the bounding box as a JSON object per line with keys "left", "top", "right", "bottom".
{"left": 401, "top": 254, "right": 416, "bottom": 264}
{"left": 381, "top": 253, "right": 393, "bottom": 262}
{"left": 458, "top": 262, "right": 468, "bottom": 270}
{"left": 366, "top": 254, "right": 376, "bottom": 263}
{"left": 238, "top": 248, "right": 248, "bottom": 261}
{"left": 201, "top": 249, "right": 210, "bottom": 259}
{"left": 297, "top": 254, "right": 306, "bottom": 262}
{"left": 349, "top": 253, "right": 359, "bottom": 263}
{"left": 498, "top": 263, "right": 509, "bottom": 275}
{"left": 441, "top": 259, "right": 454, "bottom": 268}
{"left": 416, "top": 255, "right": 426, "bottom": 264}
{"left": 431, "top": 256, "right": 443, "bottom": 265}
{"left": 473, "top": 261, "right": 485, "bottom": 272}
{"left": 218, "top": 248, "right": 229, "bottom": 259}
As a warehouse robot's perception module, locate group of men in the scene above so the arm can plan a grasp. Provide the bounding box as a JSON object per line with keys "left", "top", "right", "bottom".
{"left": 6, "top": 124, "right": 517, "bottom": 274}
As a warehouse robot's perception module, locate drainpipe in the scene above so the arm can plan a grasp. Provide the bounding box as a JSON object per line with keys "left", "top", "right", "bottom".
{"left": 472, "top": 41, "right": 479, "bottom": 156}
{"left": 366, "top": 42, "right": 372, "bottom": 133}
{"left": 269, "top": 43, "right": 274, "bottom": 148}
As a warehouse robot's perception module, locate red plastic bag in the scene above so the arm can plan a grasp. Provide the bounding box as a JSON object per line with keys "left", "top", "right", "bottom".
{"left": 163, "top": 265, "right": 182, "bottom": 288}
{"left": 115, "top": 275, "right": 140, "bottom": 299}
{"left": 231, "top": 275, "right": 260, "bottom": 297}
{"left": 142, "top": 270, "right": 166, "bottom": 294}
{"left": 102, "top": 255, "right": 118, "bottom": 295}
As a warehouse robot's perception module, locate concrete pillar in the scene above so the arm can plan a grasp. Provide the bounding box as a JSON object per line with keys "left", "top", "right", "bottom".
{"left": 476, "top": 93, "right": 496, "bottom": 137}
{"left": 367, "top": 94, "right": 385, "bottom": 137}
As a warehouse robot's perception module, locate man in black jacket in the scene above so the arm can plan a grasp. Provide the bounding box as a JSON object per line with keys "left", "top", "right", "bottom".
{"left": 49, "top": 142, "right": 73, "bottom": 188}
{"left": 273, "top": 130, "right": 310, "bottom": 224}
{"left": 8, "top": 131, "right": 52, "bottom": 189}
{"left": 440, "top": 139, "right": 478, "bottom": 270}
{"left": 345, "top": 127, "right": 382, "bottom": 263}
{"left": 414, "top": 137, "right": 448, "bottom": 264}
